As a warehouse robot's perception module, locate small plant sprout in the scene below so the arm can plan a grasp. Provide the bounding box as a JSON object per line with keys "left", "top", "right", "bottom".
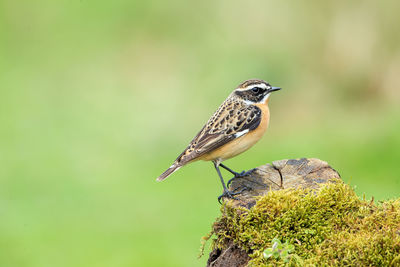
{"left": 263, "top": 238, "right": 295, "bottom": 263}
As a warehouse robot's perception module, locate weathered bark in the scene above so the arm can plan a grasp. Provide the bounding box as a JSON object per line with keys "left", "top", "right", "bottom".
{"left": 207, "top": 158, "right": 341, "bottom": 267}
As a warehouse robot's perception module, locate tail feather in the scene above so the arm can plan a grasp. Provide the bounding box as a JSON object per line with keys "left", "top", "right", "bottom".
{"left": 156, "top": 163, "right": 181, "bottom": 181}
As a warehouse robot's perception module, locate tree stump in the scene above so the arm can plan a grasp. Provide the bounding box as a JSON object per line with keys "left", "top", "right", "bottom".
{"left": 207, "top": 158, "right": 341, "bottom": 267}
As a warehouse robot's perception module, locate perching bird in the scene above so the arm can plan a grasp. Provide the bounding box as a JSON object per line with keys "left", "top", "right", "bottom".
{"left": 156, "top": 79, "right": 281, "bottom": 202}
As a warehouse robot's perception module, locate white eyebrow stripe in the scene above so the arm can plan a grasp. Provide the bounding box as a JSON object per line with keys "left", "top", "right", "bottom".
{"left": 244, "top": 83, "right": 268, "bottom": 90}
{"left": 236, "top": 83, "right": 269, "bottom": 91}
{"left": 234, "top": 129, "right": 249, "bottom": 138}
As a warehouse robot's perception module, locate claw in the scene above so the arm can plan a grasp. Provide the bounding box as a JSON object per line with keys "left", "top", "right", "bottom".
{"left": 217, "top": 186, "right": 249, "bottom": 204}
{"left": 218, "top": 190, "right": 239, "bottom": 204}
{"left": 226, "top": 168, "right": 256, "bottom": 187}
{"left": 231, "top": 185, "right": 249, "bottom": 194}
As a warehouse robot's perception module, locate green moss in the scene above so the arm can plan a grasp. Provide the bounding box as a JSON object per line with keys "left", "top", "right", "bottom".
{"left": 205, "top": 181, "right": 400, "bottom": 266}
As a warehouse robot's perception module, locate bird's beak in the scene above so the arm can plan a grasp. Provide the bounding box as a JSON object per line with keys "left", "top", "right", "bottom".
{"left": 269, "top": 87, "right": 281, "bottom": 93}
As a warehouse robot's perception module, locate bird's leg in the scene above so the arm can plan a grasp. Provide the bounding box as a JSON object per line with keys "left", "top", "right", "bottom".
{"left": 220, "top": 163, "right": 256, "bottom": 187}
{"left": 219, "top": 163, "right": 241, "bottom": 176}
{"left": 220, "top": 163, "right": 256, "bottom": 177}
{"left": 213, "top": 161, "right": 245, "bottom": 203}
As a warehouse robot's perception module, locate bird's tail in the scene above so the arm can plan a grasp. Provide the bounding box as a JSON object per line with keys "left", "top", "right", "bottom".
{"left": 156, "top": 163, "right": 182, "bottom": 181}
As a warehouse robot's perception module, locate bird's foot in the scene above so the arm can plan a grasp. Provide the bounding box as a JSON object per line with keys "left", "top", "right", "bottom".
{"left": 218, "top": 186, "right": 248, "bottom": 204}
{"left": 226, "top": 168, "right": 256, "bottom": 187}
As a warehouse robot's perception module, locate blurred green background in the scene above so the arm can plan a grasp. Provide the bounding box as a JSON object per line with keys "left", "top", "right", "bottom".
{"left": 1, "top": 0, "right": 399, "bottom": 266}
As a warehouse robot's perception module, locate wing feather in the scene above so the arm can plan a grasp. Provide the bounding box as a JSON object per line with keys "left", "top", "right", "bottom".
{"left": 175, "top": 100, "right": 261, "bottom": 164}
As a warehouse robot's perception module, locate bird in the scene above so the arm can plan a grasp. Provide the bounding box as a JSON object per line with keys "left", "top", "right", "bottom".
{"left": 156, "top": 79, "right": 281, "bottom": 202}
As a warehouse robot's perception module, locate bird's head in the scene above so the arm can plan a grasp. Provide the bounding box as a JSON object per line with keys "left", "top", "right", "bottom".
{"left": 234, "top": 79, "right": 281, "bottom": 104}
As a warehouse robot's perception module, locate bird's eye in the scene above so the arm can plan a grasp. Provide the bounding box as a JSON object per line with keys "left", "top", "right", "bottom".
{"left": 252, "top": 87, "right": 260, "bottom": 93}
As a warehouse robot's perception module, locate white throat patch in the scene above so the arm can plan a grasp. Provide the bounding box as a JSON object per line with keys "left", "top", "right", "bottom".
{"left": 261, "top": 93, "right": 271, "bottom": 103}
{"left": 243, "top": 93, "right": 270, "bottom": 105}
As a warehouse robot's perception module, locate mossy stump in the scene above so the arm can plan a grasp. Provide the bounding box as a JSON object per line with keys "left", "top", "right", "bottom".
{"left": 204, "top": 158, "right": 400, "bottom": 267}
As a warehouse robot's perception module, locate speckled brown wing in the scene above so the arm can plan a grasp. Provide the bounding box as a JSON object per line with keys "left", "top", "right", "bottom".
{"left": 175, "top": 99, "right": 261, "bottom": 165}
